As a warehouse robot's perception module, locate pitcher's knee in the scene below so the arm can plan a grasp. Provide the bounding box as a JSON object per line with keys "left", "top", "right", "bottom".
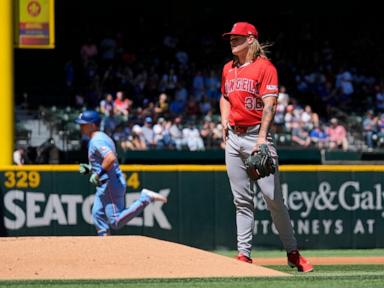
{"left": 233, "top": 194, "right": 253, "bottom": 206}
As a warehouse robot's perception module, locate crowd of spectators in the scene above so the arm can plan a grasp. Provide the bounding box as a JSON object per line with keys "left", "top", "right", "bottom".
{"left": 18, "top": 21, "right": 384, "bottom": 153}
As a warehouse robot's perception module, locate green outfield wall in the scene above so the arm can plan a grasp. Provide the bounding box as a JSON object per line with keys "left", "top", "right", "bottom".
{"left": 1, "top": 165, "right": 383, "bottom": 250}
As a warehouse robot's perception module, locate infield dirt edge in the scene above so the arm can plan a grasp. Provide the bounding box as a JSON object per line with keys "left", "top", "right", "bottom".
{"left": 1, "top": 236, "right": 289, "bottom": 280}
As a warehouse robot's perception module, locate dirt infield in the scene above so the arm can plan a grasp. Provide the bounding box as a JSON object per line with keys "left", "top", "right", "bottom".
{"left": 0, "top": 236, "right": 288, "bottom": 280}
{"left": 2, "top": 236, "right": 383, "bottom": 280}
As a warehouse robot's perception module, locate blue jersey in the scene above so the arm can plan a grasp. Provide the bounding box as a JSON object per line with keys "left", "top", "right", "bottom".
{"left": 88, "top": 131, "right": 122, "bottom": 182}
{"left": 86, "top": 131, "right": 153, "bottom": 235}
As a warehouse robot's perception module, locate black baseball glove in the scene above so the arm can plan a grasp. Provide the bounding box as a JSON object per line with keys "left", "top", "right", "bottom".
{"left": 244, "top": 144, "right": 276, "bottom": 180}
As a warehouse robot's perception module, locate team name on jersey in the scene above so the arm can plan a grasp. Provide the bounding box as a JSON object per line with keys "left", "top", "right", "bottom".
{"left": 225, "top": 78, "right": 259, "bottom": 95}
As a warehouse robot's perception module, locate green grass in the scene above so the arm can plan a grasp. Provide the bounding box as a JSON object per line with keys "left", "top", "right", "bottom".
{"left": 1, "top": 265, "right": 384, "bottom": 288}
{"left": 1, "top": 250, "right": 384, "bottom": 288}
{"left": 1, "top": 270, "right": 384, "bottom": 288}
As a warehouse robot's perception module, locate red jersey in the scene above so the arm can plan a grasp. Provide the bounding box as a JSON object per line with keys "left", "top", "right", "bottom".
{"left": 221, "top": 57, "right": 278, "bottom": 126}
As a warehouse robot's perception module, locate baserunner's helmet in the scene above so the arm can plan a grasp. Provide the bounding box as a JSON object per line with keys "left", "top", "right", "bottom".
{"left": 75, "top": 110, "right": 101, "bottom": 125}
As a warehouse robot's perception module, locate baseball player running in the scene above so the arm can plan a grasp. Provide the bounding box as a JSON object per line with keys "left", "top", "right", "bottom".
{"left": 220, "top": 22, "right": 313, "bottom": 272}
{"left": 75, "top": 110, "right": 167, "bottom": 236}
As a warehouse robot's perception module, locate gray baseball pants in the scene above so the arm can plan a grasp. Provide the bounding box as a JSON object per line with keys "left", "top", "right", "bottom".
{"left": 225, "top": 125, "right": 297, "bottom": 257}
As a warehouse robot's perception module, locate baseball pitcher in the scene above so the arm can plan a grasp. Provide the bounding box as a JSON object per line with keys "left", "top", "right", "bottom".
{"left": 220, "top": 22, "right": 313, "bottom": 272}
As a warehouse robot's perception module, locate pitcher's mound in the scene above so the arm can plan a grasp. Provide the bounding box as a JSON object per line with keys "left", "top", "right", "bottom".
{"left": 0, "top": 236, "right": 288, "bottom": 279}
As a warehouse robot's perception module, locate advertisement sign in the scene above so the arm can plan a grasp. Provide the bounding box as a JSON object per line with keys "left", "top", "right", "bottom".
{"left": 1, "top": 166, "right": 383, "bottom": 249}
{"left": 15, "top": 0, "right": 55, "bottom": 48}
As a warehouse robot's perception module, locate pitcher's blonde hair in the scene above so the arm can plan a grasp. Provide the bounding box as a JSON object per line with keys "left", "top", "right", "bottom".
{"left": 233, "top": 37, "right": 272, "bottom": 67}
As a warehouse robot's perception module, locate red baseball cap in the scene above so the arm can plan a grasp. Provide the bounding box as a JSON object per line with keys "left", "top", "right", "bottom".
{"left": 222, "top": 22, "right": 258, "bottom": 39}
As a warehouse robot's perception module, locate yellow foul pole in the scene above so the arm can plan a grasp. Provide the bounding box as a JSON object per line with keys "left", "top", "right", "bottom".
{"left": 0, "top": 0, "right": 14, "bottom": 165}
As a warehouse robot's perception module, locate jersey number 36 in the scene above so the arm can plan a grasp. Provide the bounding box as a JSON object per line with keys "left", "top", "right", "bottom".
{"left": 245, "top": 97, "right": 263, "bottom": 111}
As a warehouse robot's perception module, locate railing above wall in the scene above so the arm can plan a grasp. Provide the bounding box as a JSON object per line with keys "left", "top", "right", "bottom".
{"left": 119, "top": 148, "right": 323, "bottom": 165}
